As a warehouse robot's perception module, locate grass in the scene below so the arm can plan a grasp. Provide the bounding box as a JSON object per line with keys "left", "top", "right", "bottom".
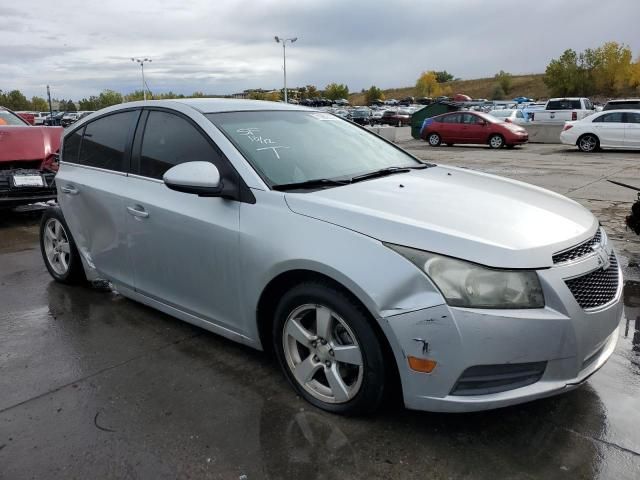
{"left": 349, "top": 74, "right": 549, "bottom": 105}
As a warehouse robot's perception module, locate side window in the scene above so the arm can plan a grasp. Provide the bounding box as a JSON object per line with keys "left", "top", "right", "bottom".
{"left": 443, "top": 114, "right": 460, "bottom": 123}
{"left": 461, "top": 113, "right": 478, "bottom": 124}
{"left": 79, "top": 111, "right": 137, "bottom": 172}
{"left": 516, "top": 111, "right": 524, "bottom": 118}
{"left": 602, "top": 112, "right": 625, "bottom": 123}
{"left": 139, "top": 111, "right": 224, "bottom": 180}
{"left": 626, "top": 113, "right": 640, "bottom": 124}
{"left": 63, "top": 128, "right": 83, "bottom": 163}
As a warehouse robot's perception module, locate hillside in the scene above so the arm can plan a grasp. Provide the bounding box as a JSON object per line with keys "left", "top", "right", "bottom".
{"left": 349, "top": 74, "right": 549, "bottom": 105}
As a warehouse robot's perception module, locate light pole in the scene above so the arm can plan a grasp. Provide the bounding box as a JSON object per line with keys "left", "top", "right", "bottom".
{"left": 131, "top": 57, "right": 152, "bottom": 101}
{"left": 274, "top": 36, "right": 297, "bottom": 103}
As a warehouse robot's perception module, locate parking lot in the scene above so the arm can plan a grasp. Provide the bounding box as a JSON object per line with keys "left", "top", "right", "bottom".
{"left": 1, "top": 141, "right": 639, "bottom": 479}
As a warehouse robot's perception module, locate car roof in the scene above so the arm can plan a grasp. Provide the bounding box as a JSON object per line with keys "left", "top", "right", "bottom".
{"left": 605, "top": 99, "right": 640, "bottom": 102}
{"left": 126, "top": 98, "right": 315, "bottom": 113}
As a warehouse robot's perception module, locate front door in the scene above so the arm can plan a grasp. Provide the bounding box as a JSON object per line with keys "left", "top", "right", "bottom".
{"left": 124, "top": 109, "right": 242, "bottom": 332}
{"left": 592, "top": 112, "right": 626, "bottom": 147}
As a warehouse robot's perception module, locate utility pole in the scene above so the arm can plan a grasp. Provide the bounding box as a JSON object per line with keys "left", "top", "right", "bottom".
{"left": 274, "top": 37, "right": 297, "bottom": 103}
{"left": 46, "top": 85, "right": 53, "bottom": 122}
{"left": 131, "top": 58, "right": 152, "bottom": 101}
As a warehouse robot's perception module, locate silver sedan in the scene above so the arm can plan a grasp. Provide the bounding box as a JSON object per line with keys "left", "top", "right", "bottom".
{"left": 41, "top": 99, "right": 623, "bottom": 414}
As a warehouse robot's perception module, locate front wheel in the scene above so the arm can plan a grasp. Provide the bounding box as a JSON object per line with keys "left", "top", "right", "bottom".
{"left": 488, "top": 134, "right": 504, "bottom": 149}
{"left": 427, "top": 133, "right": 442, "bottom": 146}
{"left": 40, "top": 207, "right": 86, "bottom": 284}
{"left": 273, "top": 282, "right": 386, "bottom": 415}
{"left": 578, "top": 134, "right": 599, "bottom": 152}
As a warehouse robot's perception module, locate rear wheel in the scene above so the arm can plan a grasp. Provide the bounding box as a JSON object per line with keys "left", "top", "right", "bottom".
{"left": 40, "top": 207, "right": 86, "bottom": 284}
{"left": 578, "top": 134, "right": 599, "bottom": 152}
{"left": 273, "top": 282, "right": 386, "bottom": 415}
{"left": 488, "top": 134, "right": 504, "bottom": 149}
{"left": 427, "top": 133, "right": 442, "bottom": 146}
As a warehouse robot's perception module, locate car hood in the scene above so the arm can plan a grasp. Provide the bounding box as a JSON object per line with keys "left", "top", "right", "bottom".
{"left": 284, "top": 166, "right": 597, "bottom": 269}
{"left": 0, "top": 126, "right": 63, "bottom": 164}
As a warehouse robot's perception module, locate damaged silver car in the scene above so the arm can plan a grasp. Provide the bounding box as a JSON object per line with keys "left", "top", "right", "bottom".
{"left": 40, "top": 99, "right": 623, "bottom": 414}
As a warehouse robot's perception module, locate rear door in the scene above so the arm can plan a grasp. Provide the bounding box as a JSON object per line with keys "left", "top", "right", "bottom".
{"left": 592, "top": 112, "right": 626, "bottom": 147}
{"left": 460, "top": 113, "right": 485, "bottom": 143}
{"left": 624, "top": 112, "right": 640, "bottom": 148}
{"left": 439, "top": 114, "right": 461, "bottom": 142}
{"left": 57, "top": 110, "right": 140, "bottom": 288}
{"left": 124, "top": 109, "right": 242, "bottom": 331}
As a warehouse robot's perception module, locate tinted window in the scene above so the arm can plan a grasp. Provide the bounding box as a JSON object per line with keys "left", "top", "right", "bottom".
{"left": 603, "top": 100, "right": 640, "bottom": 111}
{"left": 593, "top": 112, "right": 625, "bottom": 123}
{"left": 139, "top": 111, "right": 224, "bottom": 180}
{"left": 63, "top": 128, "right": 83, "bottom": 163}
{"left": 626, "top": 113, "right": 640, "bottom": 124}
{"left": 516, "top": 110, "right": 524, "bottom": 118}
{"left": 79, "top": 111, "right": 137, "bottom": 171}
{"left": 547, "top": 100, "right": 582, "bottom": 110}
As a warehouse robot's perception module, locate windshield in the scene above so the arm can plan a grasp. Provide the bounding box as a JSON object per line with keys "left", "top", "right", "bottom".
{"left": 0, "top": 110, "right": 29, "bottom": 126}
{"left": 207, "top": 110, "right": 423, "bottom": 187}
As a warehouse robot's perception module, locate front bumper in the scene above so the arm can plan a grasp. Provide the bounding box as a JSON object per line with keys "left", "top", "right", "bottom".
{"left": 0, "top": 169, "right": 57, "bottom": 208}
{"left": 383, "top": 248, "right": 623, "bottom": 413}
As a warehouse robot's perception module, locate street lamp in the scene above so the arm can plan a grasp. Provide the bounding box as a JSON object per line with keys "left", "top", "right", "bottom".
{"left": 131, "top": 57, "right": 152, "bottom": 101}
{"left": 274, "top": 36, "right": 297, "bottom": 103}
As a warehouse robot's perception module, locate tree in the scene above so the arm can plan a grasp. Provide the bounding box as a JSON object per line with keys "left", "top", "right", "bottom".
{"left": 491, "top": 84, "right": 505, "bottom": 100}
{"left": 544, "top": 49, "right": 583, "bottom": 96}
{"left": 324, "top": 83, "right": 349, "bottom": 100}
{"left": 415, "top": 71, "right": 442, "bottom": 97}
{"left": 306, "top": 85, "right": 318, "bottom": 98}
{"left": 97, "top": 89, "right": 123, "bottom": 109}
{"left": 494, "top": 70, "right": 512, "bottom": 95}
{"left": 630, "top": 58, "right": 640, "bottom": 90}
{"left": 29, "top": 96, "right": 48, "bottom": 111}
{"left": 78, "top": 96, "right": 99, "bottom": 110}
{"left": 0, "top": 89, "right": 30, "bottom": 110}
{"left": 65, "top": 100, "right": 77, "bottom": 112}
{"left": 591, "top": 41, "right": 633, "bottom": 95}
{"left": 434, "top": 71, "right": 455, "bottom": 83}
{"left": 365, "top": 85, "right": 384, "bottom": 104}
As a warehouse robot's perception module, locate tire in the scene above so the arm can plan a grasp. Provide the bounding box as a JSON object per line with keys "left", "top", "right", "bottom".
{"left": 40, "top": 207, "right": 86, "bottom": 284}
{"left": 577, "top": 134, "right": 599, "bottom": 153}
{"left": 427, "top": 133, "right": 441, "bottom": 147}
{"left": 273, "top": 281, "right": 386, "bottom": 415}
{"left": 488, "top": 134, "right": 505, "bottom": 149}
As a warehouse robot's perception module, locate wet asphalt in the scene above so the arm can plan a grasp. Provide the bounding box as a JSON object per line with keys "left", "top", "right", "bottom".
{"left": 1, "top": 143, "right": 640, "bottom": 479}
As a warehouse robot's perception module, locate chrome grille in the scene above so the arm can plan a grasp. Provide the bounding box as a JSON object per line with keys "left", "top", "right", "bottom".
{"left": 565, "top": 253, "right": 619, "bottom": 309}
{"left": 553, "top": 229, "right": 602, "bottom": 264}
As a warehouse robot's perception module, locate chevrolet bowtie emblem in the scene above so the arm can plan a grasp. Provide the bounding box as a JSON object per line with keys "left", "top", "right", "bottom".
{"left": 592, "top": 246, "right": 610, "bottom": 270}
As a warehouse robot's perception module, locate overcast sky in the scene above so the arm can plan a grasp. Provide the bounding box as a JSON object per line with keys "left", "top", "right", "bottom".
{"left": 2, "top": 0, "right": 639, "bottom": 100}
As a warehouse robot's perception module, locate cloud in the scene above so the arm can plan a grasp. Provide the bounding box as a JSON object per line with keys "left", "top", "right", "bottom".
{"left": 2, "top": 0, "right": 639, "bottom": 99}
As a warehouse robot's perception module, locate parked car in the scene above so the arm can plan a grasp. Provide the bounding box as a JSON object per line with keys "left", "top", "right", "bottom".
{"left": 370, "top": 109, "right": 386, "bottom": 125}
{"left": 421, "top": 111, "right": 528, "bottom": 148}
{"left": 350, "top": 107, "right": 372, "bottom": 125}
{"left": 15, "top": 111, "right": 35, "bottom": 125}
{"left": 41, "top": 99, "right": 621, "bottom": 415}
{"left": 487, "top": 109, "right": 528, "bottom": 125}
{"left": 44, "top": 111, "right": 65, "bottom": 126}
{"left": 34, "top": 112, "right": 49, "bottom": 125}
{"left": 531, "top": 97, "right": 595, "bottom": 123}
{"left": 380, "top": 109, "right": 412, "bottom": 126}
{"left": 0, "top": 107, "right": 62, "bottom": 208}
{"left": 61, "top": 112, "right": 80, "bottom": 127}
{"left": 602, "top": 99, "right": 640, "bottom": 111}
{"left": 560, "top": 110, "right": 640, "bottom": 152}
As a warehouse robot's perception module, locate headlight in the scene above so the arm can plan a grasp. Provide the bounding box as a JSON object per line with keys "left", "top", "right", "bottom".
{"left": 385, "top": 244, "right": 545, "bottom": 309}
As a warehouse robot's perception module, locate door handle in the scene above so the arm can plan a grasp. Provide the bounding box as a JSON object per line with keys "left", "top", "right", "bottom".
{"left": 60, "top": 185, "right": 79, "bottom": 195}
{"left": 126, "top": 206, "right": 149, "bottom": 219}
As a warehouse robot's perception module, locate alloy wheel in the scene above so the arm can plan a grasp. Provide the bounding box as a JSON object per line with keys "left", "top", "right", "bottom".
{"left": 489, "top": 135, "right": 504, "bottom": 148}
{"left": 282, "top": 304, "right": 364, "bottom": 404}
{"left": 43, "top": 218, "right": 71, "bottom": 275}
{"left": 579, "top": 135, "right": 597, "bottom": 152}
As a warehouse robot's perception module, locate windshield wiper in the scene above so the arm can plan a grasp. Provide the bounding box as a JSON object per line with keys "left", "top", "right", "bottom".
{"left": 349, "top": 164, "right": 428, "bottom": 183}
{"left": 272, "top": 178, "right": 351, "bottom": 191}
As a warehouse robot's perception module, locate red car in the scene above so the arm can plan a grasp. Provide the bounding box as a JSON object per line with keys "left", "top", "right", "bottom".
{"left": 420, "top": 111, "right": 529, "bottom": 148}
{"left": 0, "top": 107, "right": 62, "bottom": 208}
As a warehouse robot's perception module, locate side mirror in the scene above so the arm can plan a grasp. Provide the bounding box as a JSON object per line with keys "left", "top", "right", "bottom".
{"left": 163, "top": 161, "right": 223, "bottom": 196}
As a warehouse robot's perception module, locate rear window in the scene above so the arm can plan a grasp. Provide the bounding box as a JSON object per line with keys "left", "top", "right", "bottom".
{"left": 547, "top": 100, "right": 583, "bottom": 110}
{"left": 593, "top": 112, "right": 625, "bottom": 123}
{"left": 603, "top": 100, "right": 640, "bottom": 111}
